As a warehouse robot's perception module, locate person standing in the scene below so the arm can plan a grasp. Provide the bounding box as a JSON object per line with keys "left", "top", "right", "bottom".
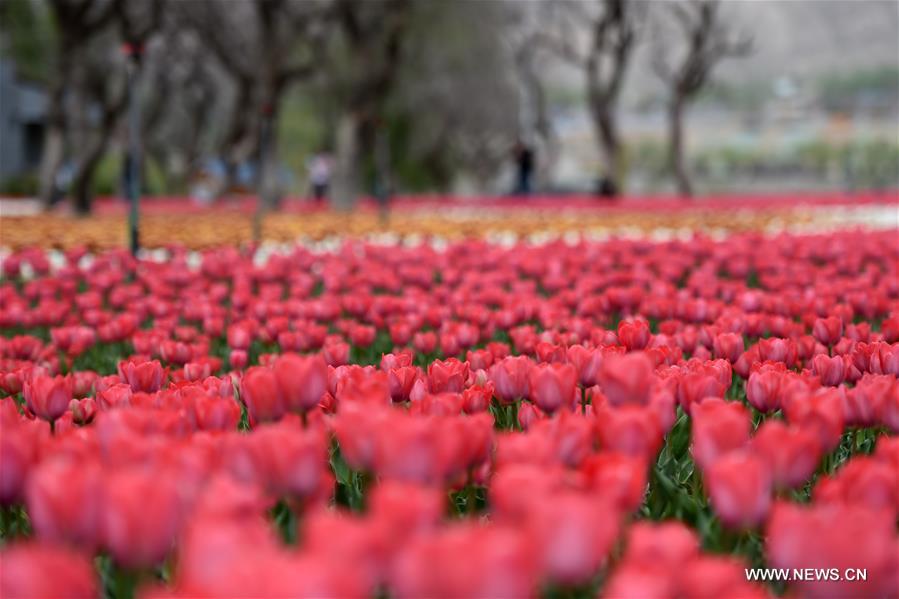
{"left": 513, "top": 140, "right": 535, "bottom": 196}
{"left": 307, "top": 152, "right": 333, "bottom": 204}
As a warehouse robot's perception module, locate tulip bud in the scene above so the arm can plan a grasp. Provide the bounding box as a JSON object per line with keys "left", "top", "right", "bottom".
{"left": 528, "top": 363, "right": 577, "bottom": 414}
{"left": 69, "top": 397, "right": 97, "bottom": 425}
{"left": 691, "top": 397, "right": 750, "bottom": 472}
{"left": 751, "top": 420, "right": 820, "bottom": 489}
{"left": 0, "top": 543, "right": 97, "bottom": 598}
{"left": 272, "top": 354, "right": 328, "bottom": 413}
{"left": 118, "top": 360, "right": 165, "bottom": 393}
{"left": 229, "top": 349, "right": 248, "bottom": 370}
{"left": 240, "top": 366, "right": 284, "bottom": 424}
{"left": 812, "top": 354, "right": 846, "bottom": 387}
{"left": 812, "top": 316, "right": 843, "bottom": 346}
{"left": 598, "top": 352, "right": 654, "bottom": 407}
{"left": 489, "top": 356, "right": 532, "bottom": 405}
{"left": 706, "top": 451, "right": 771, "bottom": 529}
{"left": 23, "top": 375, "right": 72, "bottom": 423}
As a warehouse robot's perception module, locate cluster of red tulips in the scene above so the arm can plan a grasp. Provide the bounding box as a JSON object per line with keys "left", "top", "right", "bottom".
{"left": 1, "top": 228, "right": 898, "bottom": 598}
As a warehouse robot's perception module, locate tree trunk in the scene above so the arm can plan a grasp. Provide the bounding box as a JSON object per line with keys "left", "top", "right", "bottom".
{"left": 253, "top": 104, "right": 282, "bottom": 242}
{"left": 223, "top": 81, "right": 256, "bottom": 193}
{"left": 591, "top": 102, "right": 624, "bottom": 196}
{"left": 39, "top": 49, "right": 72, "bottom": 209}
{"left": 668, "top": 95, "right": 692, "bottom": 197}
{"left": 38, "top": 125, "right": 65, "bottom": 207}
{"left": 258, "top": 111, "right": 281, "bottom": 210}
{"left": 517, "top": 46, "right": 557, "bottom": 192}
{"left": 68, "top": 92, "right": 125, "bottom": 215}
{"left": 331, "top": 111, "right": 361, "bottom": 211}
{"left": 70, "top": 147, "right": 104, "bottom": 216}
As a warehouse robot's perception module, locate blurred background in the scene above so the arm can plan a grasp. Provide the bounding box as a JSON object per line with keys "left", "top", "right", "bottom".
{"left": 0, "top": 0, "right": 897, "bottom": 215}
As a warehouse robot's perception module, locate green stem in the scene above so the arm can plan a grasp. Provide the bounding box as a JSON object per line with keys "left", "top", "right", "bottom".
{"left": 111, "top": 567, "right": 140, "bottom": 599}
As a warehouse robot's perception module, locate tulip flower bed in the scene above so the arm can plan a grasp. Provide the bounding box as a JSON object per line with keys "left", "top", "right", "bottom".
{"left": 1, "top": 229, "right": 898, "bottom": 598}
{"left": 1, "top": 193, "right": 896, "bottom": 250}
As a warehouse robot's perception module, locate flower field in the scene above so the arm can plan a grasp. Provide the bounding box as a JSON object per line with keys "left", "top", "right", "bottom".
{"left": 1, "top": 198, "right": 898, "bottom": 598}
{"left": 1, "top": 193, "right": 895, "bottom": 249}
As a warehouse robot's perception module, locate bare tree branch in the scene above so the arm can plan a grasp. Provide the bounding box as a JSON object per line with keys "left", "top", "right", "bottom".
{"left": 530, "top": 30, "right": 588, "bottom": 67}
{"left": 652, "top": 0, "right": 753, "bottom": 196}
{"left": 531, "top": 0, "right": 641, "bottom": 193}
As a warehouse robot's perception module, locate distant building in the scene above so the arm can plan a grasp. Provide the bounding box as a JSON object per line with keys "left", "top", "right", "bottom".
{"left": 0, "top": 60, "right": 47, "bottom": 182}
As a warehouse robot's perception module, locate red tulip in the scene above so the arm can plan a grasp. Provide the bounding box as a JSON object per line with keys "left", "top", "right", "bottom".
{"left": 95, "top": 382, "right": 132, "bottom": 410}
{"left": 229, "top": 421, "right": 332, "bottom": 502}
{"left": 811, "top": 353, "right": 845, "bottom": 387}
{"left": 272, "top": 353, "right": 328, "bottom": 413}
{"left": 528, "top": 362, "right": 577, "bottom": 414}
{"left": 602, "top": 563, "right": 675, "bottom": 599}
{"left": 678, "top": 556, "right": 766, "bottom": 599}
{"left": 373, "top": 415, "right": 459, "bottom": 484}
{"left": 767, "top": 502, "right": 897, "bottom": 598}
{"left": 427, "top": 358, "right": 469, "bottom": 394}
{"left": 160, "top": 339, "right": 192, "bottom": 365}
{"left": 618, "top": 320, "right": 651, "bottom": 351}
{"left": 705, "top": 451, "right": 771, "bottom": 529}
{"left": 184, "top": 361, "right": 213, "bottom": 381}
{"left": 193, "top": 394, "right": 241, "bottom": 431}
{"left": 461, "top": 382, "right": 493, "bottom": 414}
{"left": 733, "top": 346, "right": 759, "bottom": 379}
{"left": 581, "top": 452, "right": 648, "bottom": 513}
{"left": 68, "top": 370, "right": 98, "bottom": 398}
{"left": 871, "top": 342, "right": 899, "bottom": 376}
{"left": 677, "top": 371, "right": 726, "bottom": 412}
{"left": 596, "top": 404, "right": 663, "bottom": 460}
{"left": 712, "top": 332, "right": 744, "bottom": 363}
{"left": 0, "top": 369, "right": 24, "bottom": 395}
{"left": 69, "top": 397, "right": 97, "bottom": 425}
{"left": 412, "top": 331, "right": 437, "bottom": 354}
{"left": 489, "top": 355, "right": 532, "bottom": 404}
{"left": 322, "top": 340, "right": 350, "bottom": 367}
{"left": 380, "top": 350, "right": 414, "bottom": 371}
{"left": 598, "top": 352, "right": 653, "bottom": 407}
{"left": 389, "top": 322, "right": 414, "bottom": 346}
{"left": 566, "top": 344, "right": 604, "bottom": 386}
{"left": 757, "top": 337, "right": 797, "bottom": 367}
{"left": 0, "top": 424, "right": 38, "bottom": 505}
{"left": 23, "top": 375, "right": 72, "bottom": 423}
{"left": 387, "top": 366, "right": 419, "bottom": 402}
{"left": 751, "top": 420, "right": 820, "bottom": 489}
{"left": 516, "top": 401, "right": 545, "bottom": 430}
{"left": 624, "top": 521, "right": 699, "bottom": 569}
{"left": 465, "top": 348, "right": 494, "bottom": 371}
{"left": 527, "top": 491, "right": 621, "bottom": 584}
{"left": 227, "top": 323, "right": 252, "bottom": 350}
{"left": 26, "top": 458, "right": 103, "bottom": 549}
{"left": 391, "top": 524, "right": 537, "bottom": 599}
{"left": 812, "top": 315, "right": 843, "bottom": 346}
{"left": 101, "top": 469, "right": 182, "bottom": 568}
{"left": 349, "top": 324, "right": 376, "bottom": 347}
{"left": 368, "top": 481, "right": 444, "bottom": 540}
{"left": 240, "top": 366, "right": 285, "bottom": 424}
{"left": 784, "top": 388, "right": 845, "bottom": 453}
{"left": 229, "top": 349, "right": 248, "bottom": 370}
{"left": 0, "top": 542, "right": 97, "bottom": 598}
{"left": 332, "top": 405, "right": 385, "bottom": 471}
{"left": 690, "top": 397, "right": 750, "bottom": 471}
{"left": 118, "top": 359, "right": 165, "bottom": 393}
{"left": 535, "top": 341, "right": 566, "bottom": 364}
{"left": 745, "top": 365, "right": 782, "bottom": 412}
{"left": 815, "top": 456, "right": 899, "bottom": 515}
